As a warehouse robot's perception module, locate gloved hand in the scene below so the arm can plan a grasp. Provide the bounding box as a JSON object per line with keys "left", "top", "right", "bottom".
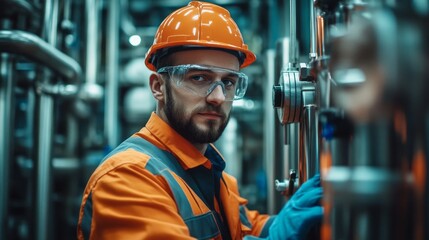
{"left": 268, "top": 174, "right": 323, "bottom": 240}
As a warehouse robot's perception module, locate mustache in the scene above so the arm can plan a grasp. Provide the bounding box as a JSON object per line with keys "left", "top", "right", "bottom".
{"left": 194, "top": 105, "right": 226, "bottom": 117}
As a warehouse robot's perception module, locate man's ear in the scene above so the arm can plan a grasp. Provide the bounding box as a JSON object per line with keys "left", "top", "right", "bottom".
{"left": 149, "top": 73, "right": 164, "bottom": 101}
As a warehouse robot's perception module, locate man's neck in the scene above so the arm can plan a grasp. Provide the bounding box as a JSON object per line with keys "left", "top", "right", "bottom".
{"left": 194, "top": 143, "right": 208, "bottom": 155}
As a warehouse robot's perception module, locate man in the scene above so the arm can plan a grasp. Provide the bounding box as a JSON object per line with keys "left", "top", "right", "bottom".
{"left": 77, "top": 1, "right": 323, "bottom": 239}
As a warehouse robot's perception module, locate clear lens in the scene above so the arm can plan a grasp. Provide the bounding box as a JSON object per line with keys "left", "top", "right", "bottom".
{"left": 157, "top": 64, "right": 248, "bottom": 101}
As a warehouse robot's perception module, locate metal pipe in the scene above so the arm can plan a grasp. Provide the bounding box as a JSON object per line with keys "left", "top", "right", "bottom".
{"left": 43, "top": 0, "right": 59, "bottom": 46}
{"left": 63, "top": 0, "right": 72, "bottom": 21}
{"left": 303, "top": 104, "right": 319, "bottom": 179}
{"left": 85, "top": 0, "right": 100, "bottom": 85}
{"left": 83, "top": 0, "right": 103, "bottom": 147}
{"left": 264, "top": 49, "right": 285, "bottom": 214}
{"left": 289, "top": 0, "right": 298, "bottom": 67}
{"left": 268, "top": 0, "right": 280, "bottom": 47}
{"left": 264, "top": 49, "right": 276, "bottom": 214}
{"left": 35, "top": 0, "right": 57, "bottom": 239}
{"left": 0, "top": 53, "right": 14, "bottom": 240}
{"left": 309, "top": 0, "right": 317, "bottom": 59}
{"left": 35, "top": 93, "right": 54, "bottom": 240}
{"left": 286, "top": 123, "right": 300, "bottom": 181}
{"left": 316, "top": 15, "right": 325, "bottom": 58}
{"left": 105, "top": 0, "right": 120, "bottom": 148}
{"left": 0, "top": 30, "right": 81, "bottom": 83}
{"left": 280, "top": 0, "right": 289, "bottom": 42}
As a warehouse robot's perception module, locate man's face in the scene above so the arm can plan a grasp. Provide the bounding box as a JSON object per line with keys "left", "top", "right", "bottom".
{"left": 161, "top": 50, "right": 240, "bottom": 144}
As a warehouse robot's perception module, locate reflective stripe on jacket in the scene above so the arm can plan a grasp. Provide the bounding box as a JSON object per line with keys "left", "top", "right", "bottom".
{"left": 77, "top": 112, "right": 272, "bottom": 239}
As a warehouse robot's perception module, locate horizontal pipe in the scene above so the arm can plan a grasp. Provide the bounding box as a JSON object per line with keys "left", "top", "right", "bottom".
{"left": 2, "top": 0, "right": 34, "bottom": 16}
{"left": 0, "top": 30, "right": 81, "bottom": 84}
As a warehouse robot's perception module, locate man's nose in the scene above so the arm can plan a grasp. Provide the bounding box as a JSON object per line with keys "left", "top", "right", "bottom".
{"left": 206, "top": 84, "right": 226, "bottom": 105}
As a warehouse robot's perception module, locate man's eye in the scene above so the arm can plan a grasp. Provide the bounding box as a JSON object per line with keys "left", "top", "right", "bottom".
{"left": 222, "top": 78, "right": 237, "bottom": 88}
{"left": 188, "top": 74, "right": 210, "bottom": 84}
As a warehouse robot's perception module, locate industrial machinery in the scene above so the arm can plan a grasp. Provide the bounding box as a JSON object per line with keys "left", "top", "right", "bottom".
{"left": 0, "top": 0, "right": 124, "bottom": 239}
{"left": 271, "top": 0, "right": 429, "bottom": 239}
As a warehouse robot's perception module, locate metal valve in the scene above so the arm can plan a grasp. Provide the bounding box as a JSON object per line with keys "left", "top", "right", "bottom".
{"left": 272, "top": 66, "right": 319, "bottom": 194}
{"left": 275, "top": 169, "right": 299, "bottom": 196}
{"left": 272, "top": 69, "right": 316, "bottom": 125}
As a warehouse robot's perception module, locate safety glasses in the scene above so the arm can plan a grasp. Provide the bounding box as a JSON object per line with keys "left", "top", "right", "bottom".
{"left": 157, "top": 64, "right": 248, "bottom": 101}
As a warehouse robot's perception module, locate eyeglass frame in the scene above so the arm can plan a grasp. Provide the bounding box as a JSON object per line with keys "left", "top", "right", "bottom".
{"left": 157, "top": 64, "right": 248, "bottom": 101}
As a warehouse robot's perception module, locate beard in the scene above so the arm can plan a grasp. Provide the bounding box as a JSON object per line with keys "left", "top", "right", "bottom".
{"left": 164, "top": 83, "right": 230, "bottom": 144}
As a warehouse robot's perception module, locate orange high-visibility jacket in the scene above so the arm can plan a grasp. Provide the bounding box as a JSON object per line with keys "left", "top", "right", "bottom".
{"left": 77, "top": 112, "right": 273, "bottom": 239}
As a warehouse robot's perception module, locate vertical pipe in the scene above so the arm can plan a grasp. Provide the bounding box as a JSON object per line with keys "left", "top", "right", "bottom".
{"left": 35, "top": 0, "right": 58, "bottom": 239}
{"left": 287, "top": 123, "right": 300, "bottom": 178}
{"left": 304, "top": 104, "right": 319, "bottom": 179}
{"left": 105, "top": 0, "right": 120, "bottom": 148}
{"left": 0, "top": 53, "right": 13, "bottom": 240}
{"left": 84, "top": 0, "right": 103, "bottom": 146}
{"left": 219, "top": 118, "right": 242, "bottom": 182}
{"left": 286, "top": 0, "right": 301, "bottom": 192}
{"left": 287, "top": 0, "right": 301, "bottom": 189}
{"left": 281, "top": 0, "right": 290, "bottom": 40}
{"left": 268, "top": 0, "right": 281, "bottom": 47}
{"left": 85, "top": 0, "right": 99, "bottom": 85}
{"left": 289, "top": 0, "right": 298, "bottom": 66}
{"left": 249, "top": 0, "right": 261, "bottom": 41}
{"left": 264, "top": 49, "right": 275, "bottom": 214}
{"left": 309, "top": 0, "right": 317, "bottom": 59}
{"left": 35, "top": 94, "right": 54, "bottom": 240}
{"left": 316, "top": 16, "right": 325, "bottom": 58}
{"left": 43, "top": 0, "right": 59, "bottom": 45}
{"left": 63, "top": 0, "right": 71, "bottom": 20}
{"left": 264, "top": 49, "right": 283, "bottom": 214}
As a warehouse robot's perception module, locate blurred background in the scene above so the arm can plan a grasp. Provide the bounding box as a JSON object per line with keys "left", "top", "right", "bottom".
{"left": 0, "top": 0, "right": 428, "bottom": 239}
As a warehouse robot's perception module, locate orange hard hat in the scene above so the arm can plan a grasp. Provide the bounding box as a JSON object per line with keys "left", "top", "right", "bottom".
{"left": 145, "top": 1, "right": 256, "bottom": 71}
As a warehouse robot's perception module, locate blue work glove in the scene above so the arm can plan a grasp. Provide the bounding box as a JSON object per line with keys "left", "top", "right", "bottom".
{"left": 268, "top": 174, "right": 324, "bottom": 240}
